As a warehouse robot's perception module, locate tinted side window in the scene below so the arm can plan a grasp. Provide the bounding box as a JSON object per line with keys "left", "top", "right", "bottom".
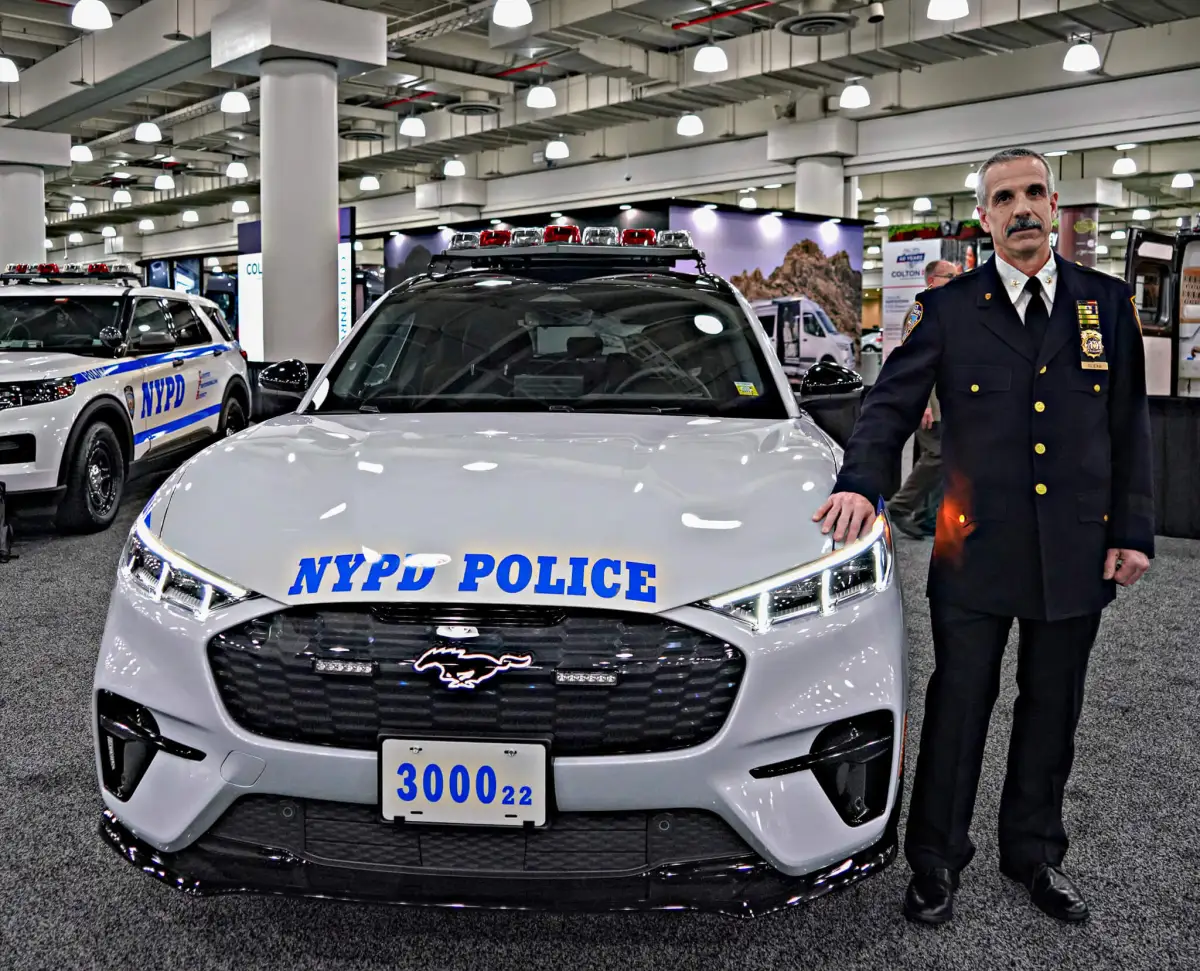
{"left": 129, "top": 299, "right": 171, "bottom": 342}
{"left": 204, "top": 305, "right": 235, "bottom": 341}
{"left": 802, "top": 312, "right": 824, "bottom": 338}
{"left": 167, "top": 301, "right": 209, "bottom": 348}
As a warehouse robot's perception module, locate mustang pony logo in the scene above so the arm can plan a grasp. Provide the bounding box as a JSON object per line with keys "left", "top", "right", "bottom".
{"left": 412, "top": 646, "right": 533, "bottom": 690}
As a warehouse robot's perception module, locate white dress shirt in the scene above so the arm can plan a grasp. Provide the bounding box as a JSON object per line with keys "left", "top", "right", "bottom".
{"left": 994, "top": 253, "right": 1057, "bottom": 323}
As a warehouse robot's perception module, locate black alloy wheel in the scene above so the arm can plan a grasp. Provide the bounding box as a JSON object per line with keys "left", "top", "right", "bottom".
{"left": 220, "top": 396, "right": 248, "bottom": 438}
{"left": 56, "top": 422, "right": 126, "bottom": 533}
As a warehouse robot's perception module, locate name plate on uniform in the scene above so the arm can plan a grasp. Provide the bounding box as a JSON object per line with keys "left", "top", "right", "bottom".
{"left": 1076, "top": 300, "right": 1109, "bottom": 371}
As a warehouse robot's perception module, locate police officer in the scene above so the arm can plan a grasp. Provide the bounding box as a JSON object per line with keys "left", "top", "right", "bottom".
{"left": 888, "top": 259, "right": 959, "bottom": 538}
{"left": 814, "top": 147, "right": 1154, "bottom": 926}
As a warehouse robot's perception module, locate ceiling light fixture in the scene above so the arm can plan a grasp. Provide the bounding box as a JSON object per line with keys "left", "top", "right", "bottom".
{"left": 134, "top": 121, "right": 161, "bottom": 143}
{"left": 231, "top": 200, "right": 250, "bottom": 214}
{"left": 676, "top": 112, "right": 704, "bottom": 137}
{"left": 1062, "top": 38, "right": 1100, "bottom": 72}
{"left": 965, "top": 170, "right": 979, "bottom": 189}
{"left": 101, "top": 225, "right": 116, "bottom": 238}
{"left": 181, "top": 210, "right": 198, "bottom": 223}
{"left": 1044, "top": 150, "right": 1068, "bottom": 157}
{"left": 693, "top": 43, "right": 728, "bottom": 74}
{"left": 1095, "top": 244, "right": 1109, "bottom": 255}
{"left": 739, "top": 195, "right": 757, "bottom": 210}
{"left": 69, "top": 201, "right": 87, "bottom": 216}
{"left": 1131, "top": 208, "right": 1151, "bottom": 221}
{"left": 71, "top": 0, "right": 113, "bottom": 31}
{"left": 838, "top": 82, "right": 870, "bottom": 110}
{"left": 1116, "top": 143, "right": 1138, "bottom": 151}
{"left": 492, "top": 0, "right": 532, "bottom": 29}
{"left": 619, "top": 204, "right": 632, "bottom": 211}
{"left": 444, "top": 158, "right": 466, "bottom": 177}
{"left": 926, "top": 0, "right": 969, "bottom": 20}
{"left": 763, "top": 183, "right": 783, "bottom": 189}
{"left": 874, "top": 214, "right": 890, "bottom": 226}
{"left": 359, "top": 174, "right": 381, "bottom": 191}
{"left": 220, "top": 90, "right": 250, "bottom": 113}
{"left": 856, "top": 186, "right": 863, "bottom": 202}
{"left": 526, "top": 83, "right": 556, "bottom": 109}
{"left": 0, "top": 56, "right": 17, "bottom": 84}
{"left": 154, "top": 173, "right": 175, "bottom": 191}
{"left": 1172, "top": 172, "right": 1195, "bottom": 189}
{"left": 68, "top": 232, "right": 83, "bottom": 244}
{"left": 112, "top": 188, "right": 131, "bottom": 204}
{"left": 138, "top": 219, "right": 155, "bottom": 231}
{"left": 226, "top": 160, "right": 248, "bottom": 179}
{"left": 70, "top": 144, "right": 93, "bottom": 163}
{"left": 913, "top": 196, "right": 933, "bottom": 212}
{"left": 1112, "top": 156, "right": 1137, "bottom": 176}
{"left": 545, "top": 138, "right": 569, "bottom": 160}
{"left": 399, "top": 115, "right": 426, "bottom": 138}
{"left": 1110, "top": 229, "right": 1126, "bottom": 240}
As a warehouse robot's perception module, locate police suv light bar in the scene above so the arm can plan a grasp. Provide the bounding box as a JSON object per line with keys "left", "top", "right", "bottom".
{"left": 2, "top": 260, "right": 139, "bottom": 283}
{"left": 438, "top": 225, "right": 703, "bottom": 266}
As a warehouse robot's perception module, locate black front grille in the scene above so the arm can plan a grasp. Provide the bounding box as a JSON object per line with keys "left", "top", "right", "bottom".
{"left": 207, "top": 605, "right": 745, "bottom": 756}
{"left": 205, "top": 797, "right": 751, "bottom": 875}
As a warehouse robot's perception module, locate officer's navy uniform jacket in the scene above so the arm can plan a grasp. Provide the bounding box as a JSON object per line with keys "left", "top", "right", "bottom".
{"left": 833, "top": 253, "right": 1155, "bottom": 621}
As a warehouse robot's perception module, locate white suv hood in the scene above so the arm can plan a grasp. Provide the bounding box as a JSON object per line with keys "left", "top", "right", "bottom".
{"left": 0, "top": 351, "right": 94, "bottom": 382}
{"left": 157, "top": 411, "right": 842, "bottom": 612}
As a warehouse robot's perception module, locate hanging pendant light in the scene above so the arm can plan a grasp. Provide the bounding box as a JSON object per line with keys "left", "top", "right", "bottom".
{"left": 965, "top": 170, "right": 979, "bottom": 189}
{"left": 181, "top": 210, "right": 199, "bottom": 223}
{"left": 112, "top": 188, "right": 131, "bottom": 204}
{"left": 399, "top": 115, "right": 426, "bottom": 137}
{"left": 526, "top": 82, "right": 556, "bottom": 109}
{"left": 226, "top": 160, "right": 248, "bottom": 179}
{"left": 359, "top": 174, "right": 381, "bottom": 191}
{"left": 69, "top": 201, "right": 88, "bottom": 216}
{"left": 1172, "top": 172, "right": 1194, "bottom": 189}
{"left": 134, "top": 121, "right": 161, "bottom": 143}
{"left": 100, "top": 225, "right": 117, "bottom": 238}
{"left": 694, "top": 43, "right": 728, "bottom": 73}
{"left": 232, "top": 200, "right": 250, "bottom": 214}
{"left": 926, "top": 0, "right": 968, "bottom": 20}
{"left": 154, "top": 173, "right": 175, "bottom": 191}
{"left": 220, "top": 90, "right": 251, "bottom": 113}
{"left": 545, "top": 138, "right": 569, "bottom": 160}
{"left": 492, "top": 0, "right": 533, "bottom": 29}
{"left": 676, "top": 113, "right": 704, "bottom": 137}
{"left": 70, "top": 144, "right": 93, "bottom": 163}
{"left": 1112, "top": 156, "right": 1136, "bottom": 176}
{"left": 69, "top": 232, "right": 84, "bottom": 244}
{"left": 72, "top": 0, "right": 113, "bottom": 30}
{"left": 444, "top": 158, "right": 466, "bottom": 177}
{"left": 138, "top": 219, "right": 155, "bottom": 231}
{"left": 0, "top": 56, "right": 17, "bottom": 84}
{"left": 1062, "top": 38, "right": 1101, "bottom": 72}
{"left": 838, "top": 82, "right": 870, "bottom": 110}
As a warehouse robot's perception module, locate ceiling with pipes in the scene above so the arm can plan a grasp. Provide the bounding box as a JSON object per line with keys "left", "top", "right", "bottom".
{"left": 2, "top": 0, "right": 1199, "bottom": 260}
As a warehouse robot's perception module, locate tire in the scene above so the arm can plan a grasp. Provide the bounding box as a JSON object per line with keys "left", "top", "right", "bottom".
{"left": 55, "top": 422, "right": 126, "bottom": 534}
{"left": 218, "top": 394, "right": 248, "bottom": 438}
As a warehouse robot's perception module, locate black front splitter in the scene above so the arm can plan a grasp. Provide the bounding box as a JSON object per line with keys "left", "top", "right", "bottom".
{"left": 98, "top": 800, "right": 899, "bottom": 919}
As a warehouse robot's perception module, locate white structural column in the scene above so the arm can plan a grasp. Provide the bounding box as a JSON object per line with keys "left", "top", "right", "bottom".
{"left": 793, "top": 157, "right": 847, "bottom": 219}
{"left": 0, "top": 166, "right": 45, "bottom": 267}
{"left": 259, "top": 57, "right": 341, "bottom": 363}
{"left": 0, "top": 128, "right": 70, "bottom": 267}
{"left": 210, "top": 0, "right": 386, "bottom": 364}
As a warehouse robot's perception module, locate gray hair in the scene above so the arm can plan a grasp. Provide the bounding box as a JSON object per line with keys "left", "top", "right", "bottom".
{"left": 974, "top": 147, "right": 1055, "bottom": 208}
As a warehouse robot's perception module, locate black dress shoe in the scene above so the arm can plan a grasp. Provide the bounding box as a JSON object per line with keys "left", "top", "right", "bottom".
{"left": 903, "top": 867, "right": 958, "bottom": 925}
{"left": 1003, "top": 863, "right": 1090, "bottom": 924}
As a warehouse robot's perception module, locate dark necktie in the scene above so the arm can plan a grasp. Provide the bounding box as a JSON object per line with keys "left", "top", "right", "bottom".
{"left": 1024, "top": 276, "right": 1049, "bottom": 351}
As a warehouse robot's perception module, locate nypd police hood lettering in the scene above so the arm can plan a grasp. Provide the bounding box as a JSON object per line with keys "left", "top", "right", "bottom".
{"left": 150, "top": 411, "right": 841, "bottom": 612}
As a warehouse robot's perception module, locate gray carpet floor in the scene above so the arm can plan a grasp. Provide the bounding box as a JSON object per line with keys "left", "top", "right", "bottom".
{"left": 1, "top": 474, "right": 1198, "bottom": 971}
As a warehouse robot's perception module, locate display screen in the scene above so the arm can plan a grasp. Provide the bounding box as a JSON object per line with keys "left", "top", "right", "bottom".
{"left": 174, "top": 258, "right": 201, "bottom": 295}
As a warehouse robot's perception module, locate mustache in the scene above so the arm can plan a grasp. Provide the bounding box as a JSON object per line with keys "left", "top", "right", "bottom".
{"left": 1007, "top": 215, "right": 1043, "bottom": 235}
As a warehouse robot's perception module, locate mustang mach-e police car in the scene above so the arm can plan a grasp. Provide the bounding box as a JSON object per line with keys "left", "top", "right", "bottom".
{"left": 0, "top": 261, "right": 250, "bottom": 532}
{"left": 94, "top": 227, "right": 906, "bottom": 917}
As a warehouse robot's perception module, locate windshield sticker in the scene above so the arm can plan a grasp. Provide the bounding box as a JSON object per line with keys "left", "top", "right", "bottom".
{"left": 288, "top": 552, "right": 658, "bottom": 604}
{"left": 734, "top": 381, "right": 758, "bottom": 396}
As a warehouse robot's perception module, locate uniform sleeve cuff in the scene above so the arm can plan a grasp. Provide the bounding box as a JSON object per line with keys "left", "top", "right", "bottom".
{"left": 831, "top": 473, "right": 879, "bottom": 504}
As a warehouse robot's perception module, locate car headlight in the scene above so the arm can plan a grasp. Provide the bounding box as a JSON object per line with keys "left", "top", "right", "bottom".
{"left": 121, "top": 517, "right": 256, "bottom": 620}
{"left": 0, "top": 376, "right": 75, "bottom": 412}
{"left": 701, "top": 514, "right": 893, "bottom": 632}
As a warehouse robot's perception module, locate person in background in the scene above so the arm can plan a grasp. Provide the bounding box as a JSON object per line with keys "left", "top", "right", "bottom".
{"left": 886, "top": 259, "right": 959, "bottom": 539}
{"left": 813, "top": 147, "right": 1153, "bottom": 927}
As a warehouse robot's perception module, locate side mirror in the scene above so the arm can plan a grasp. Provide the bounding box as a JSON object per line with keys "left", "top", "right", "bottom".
{"left": 98, "top": 327, "right": 124, "bottom": 350}
{"left": 259, "top": 359, "right": 310, "bottom": 396}
{"left": 797, "top": 360, "right": 863, "bottom": 403}
{"left": 129, "top": 331, "right": 176, "bottom": 353}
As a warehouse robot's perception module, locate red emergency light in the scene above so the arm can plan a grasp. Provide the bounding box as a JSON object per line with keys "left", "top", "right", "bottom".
{"left": 543, "top": 224, "right": 581, "bottom": 244}
{"left": 479, "top": 229, "right": 512, "bottom": 247}
{"left": 87, "top": 262, "right": 112, "bottom": 274}
{"left": 621, "top": 228, "right": 657, "bottom": 246}
{"left": 37, "top": 263, "right": 61, "bottom": 275}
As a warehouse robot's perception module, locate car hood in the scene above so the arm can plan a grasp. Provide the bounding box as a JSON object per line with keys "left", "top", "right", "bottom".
{"left": 155, "top": 411, "right": 843, "bottom": 612}
{"left": 0, "top": 351, "right": 99, "bottom": 381}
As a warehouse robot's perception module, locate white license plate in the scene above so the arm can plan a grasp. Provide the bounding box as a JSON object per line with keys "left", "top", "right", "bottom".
{"left": 379, "top": 738, "right": 549, "bottom": 827}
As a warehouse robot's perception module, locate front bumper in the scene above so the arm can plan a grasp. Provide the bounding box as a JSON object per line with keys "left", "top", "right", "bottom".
{"left": 94, "top": 568, "right": 908, "bottom": 915}
{"left": 0, "top": 405, "right": 71, "bottom": 495}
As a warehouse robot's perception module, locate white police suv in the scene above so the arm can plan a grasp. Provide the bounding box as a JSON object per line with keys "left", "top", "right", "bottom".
{"left": 0, "top": 261, "right": 250, "bottom": 533}
{"left": 94, "top": 228, "right": 906, "bottom": 917}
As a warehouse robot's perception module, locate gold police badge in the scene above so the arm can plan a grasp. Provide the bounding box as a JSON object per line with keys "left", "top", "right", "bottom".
{"left": 1076, "top": 300, "right": 1108, "bottom": 371}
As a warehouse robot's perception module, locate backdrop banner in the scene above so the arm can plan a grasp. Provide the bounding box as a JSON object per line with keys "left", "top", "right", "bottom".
{"left": 880, "top": 239, "right": 944, "bottom": 360}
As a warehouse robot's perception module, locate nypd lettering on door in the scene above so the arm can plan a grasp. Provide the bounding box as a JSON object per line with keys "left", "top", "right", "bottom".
{"left": 289, "top": 551, "right": 658, "bottom": 604}
{"left": 141, "top": 374, "right": 187, "bottom": 418}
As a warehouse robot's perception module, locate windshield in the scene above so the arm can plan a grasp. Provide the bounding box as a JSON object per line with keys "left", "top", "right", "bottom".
{"left": 0, "top": 294, "right": 124, "bottom": 356}
{"left": 309, "top": 274, "right": 788, "bottom": 418}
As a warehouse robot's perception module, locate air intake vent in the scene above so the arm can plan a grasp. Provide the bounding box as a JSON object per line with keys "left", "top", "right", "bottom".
{"left": 447, "top": 90, "right": 500, "bottom": 117}
{"left": 777, "top": 0, "right": 858, "bottom": 36}
{"left": 341, "top": 119, "right": 386, "bottom": 142}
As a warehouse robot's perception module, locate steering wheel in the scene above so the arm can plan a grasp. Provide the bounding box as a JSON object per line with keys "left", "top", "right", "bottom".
{"left": 612, "top": 365, "right": 710, "bottom": 397}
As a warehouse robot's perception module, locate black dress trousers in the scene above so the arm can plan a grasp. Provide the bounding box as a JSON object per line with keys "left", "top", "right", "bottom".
{"left": 903, "top": 600, "right": 1101, "bottom": 879}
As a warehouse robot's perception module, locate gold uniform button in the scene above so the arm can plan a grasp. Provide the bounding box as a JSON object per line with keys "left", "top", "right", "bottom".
{"left": 1035, "top": 483, "right": 1048, "bottom": 495}
{"left": 971, "top": 383, "right": 980, "bottom": 393}
{"left": 1094, "top": 384, "right": 1101, "bottom": 392}
{"left": 958, "top": 514, "right": 966, "bottom": 524}
{"left": 1034, "top": 401, "right": 1045, "bottom": 412}
{"left": 1103, "top": 514, "right": 1109, "bottom": 522}
{"left": 1039, "top": 366, "right": 1047, "bottom": 375}
{"left": 1035, "top": 443, "right": 1046, "bottom": 454}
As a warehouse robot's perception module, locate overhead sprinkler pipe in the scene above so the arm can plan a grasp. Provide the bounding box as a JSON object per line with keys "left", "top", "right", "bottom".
{"left": 672, "top": 2, "right": 774, "bottom": 29}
